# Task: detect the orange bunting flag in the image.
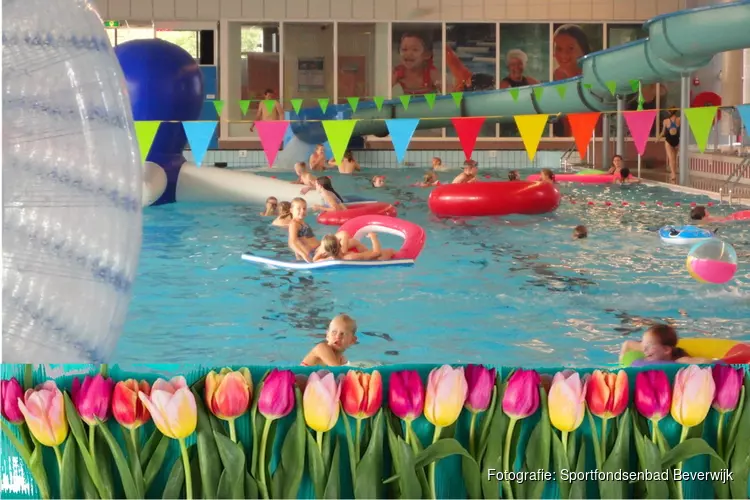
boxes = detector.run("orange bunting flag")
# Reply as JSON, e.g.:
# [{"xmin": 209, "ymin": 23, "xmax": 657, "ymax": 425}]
[
  {"xmin": 514, "ymin": 115, "xmax": 549, "ymax": 161},
  {"xmin": 568, "ymin": 112, "xmax": 601, "ymax": 159},
  {"xmin": 450, "ymin": 117, "xmax": 486, "ymax": 161}
]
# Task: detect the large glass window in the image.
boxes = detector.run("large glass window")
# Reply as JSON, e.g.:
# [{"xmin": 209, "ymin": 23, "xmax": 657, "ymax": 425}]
[
  {"xmin": 113, "ymin": 25, "xmax": 155, "ymax": 45},
  {"xmin": 155, "ymin": 30, "xmax": 200, "ymax": 59}
]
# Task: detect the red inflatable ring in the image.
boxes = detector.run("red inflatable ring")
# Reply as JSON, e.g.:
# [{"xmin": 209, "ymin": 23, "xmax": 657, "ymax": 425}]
[
  {"xmin": 338, "ymin": 215, "xmax": 426, "ymax": 260},
  {"xmin": 691, "ymin": 91, "xmax": 722, "ymax": 122},
  {"xmin": 317, "ymin": 202, "xmax": 397, "ymax": 226},
  {"xmin": 428, "ymin": 181, "xmax": 561, "ymax": 217}
]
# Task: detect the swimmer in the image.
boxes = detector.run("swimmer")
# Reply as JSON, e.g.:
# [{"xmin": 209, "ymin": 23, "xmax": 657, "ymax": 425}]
[
  {"xmin": 613, "ymin": 167, "xmax": 641, "ymax": 184},
  {"xmin": 301, "ymin": 314, "xmax": 358, "ymax": 367},
  {"xmin": 606, "ymin": 154, "xmax": 624, "ymax": 175},
  {"xmin": 539, "ymin": 168, "xmax": 556, "ymax": 184},
  {"xmin": 508, "ymin": 170, "xmax": 520, "ymax": 181},
  {"xmin": 690, "ymin": 206, "xmax": 708, "ymax": 221},
  {"xmin": 313, "ymin": 232, "xmax": 395, "ymax": 262},
  {"xmin": 292, "ymin": 162, "xmax": 309, "ymax": 183},
  {"xmin": 312, "ymin": 177, "xmax": 347, "ymax": 212},
  {"xmin": 619, "ymin": 324, "xmax": 713, "ymax": 365},
  {"xmin": 452, "ymin": 160, "xmax": 479, "ymax": 184},
  {"xmin": 371, "ymin": 175, "xmax": 386, "ymax": 188},
  {"xmin": 415, "ymin": 170, "xmax": 439, "ymax": 187},
  {"xmin": 572, "ymin": 225, "xmax": 588, "ymax": 239},
  {"xmin": 328, "ymin": 150, "xmax": 361, "ymax": 174},
  {"xmin": 272, "ymin": 201, "xmax": 292, "ymax": 227},
  {"xmin": 432, "ymin": 157, "xmax": 446, "ymax": 171},
  {"xmin": 309, "ymin": 144, "xmax": 328, "ymax": 171},
  {"xmin": 287, "ymin": 198, "xmax": 366, "ymax": 263},
  {"xmin": 260, "ymin": 197, "xmax": 278, "ymax": 216}
]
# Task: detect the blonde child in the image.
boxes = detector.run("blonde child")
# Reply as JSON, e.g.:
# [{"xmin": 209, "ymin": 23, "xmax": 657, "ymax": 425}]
[
  {"xmin": 309, "ymin": 144, "xmax": 328, "ymax": 171},
  {"xmin": 452, "ymin": 160, "xmax": 478, "ymax": 184},
  {"xmin": 371, "ymin": 175, "xmax": 386, "ymax": 188},
  {"xmin": 414, "ymin": 170, "xmax": 439, "ymax": 187},
  {"xmin": 260, "ymin": 197, "xmax": 278, "ymax": 216},
  {"xmin": 431, "ymin": 157, "xmax": 446, "ymax": 171},
  {"xmin": 301, "ymin": 314, "xmax": 358, "ymax": 367},
  {"xmin": 272, "ymin": 201, "xmax": 293, "ymax": 227},
  {"xmin": 392, "ymin": 32, "xmax": 441, "ymax": 95},
  {"xmin": 312, "ymin": 232, "xmax": 395, "ymax": 262},
  {"xmin": 287, "ymin": 198, "xmax": 366, "ymax": 262}
]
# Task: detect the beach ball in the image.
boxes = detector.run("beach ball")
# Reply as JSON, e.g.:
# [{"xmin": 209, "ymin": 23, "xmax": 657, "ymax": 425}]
[{"xmin": 686, "ymin": 239, "xmax": 738, "ymax": 284}]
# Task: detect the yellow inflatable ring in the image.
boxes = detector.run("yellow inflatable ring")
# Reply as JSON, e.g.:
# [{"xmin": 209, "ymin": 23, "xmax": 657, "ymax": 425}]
[{"xmin": 622, "ymin": 338, "xmax": 750, "ymax": 367}]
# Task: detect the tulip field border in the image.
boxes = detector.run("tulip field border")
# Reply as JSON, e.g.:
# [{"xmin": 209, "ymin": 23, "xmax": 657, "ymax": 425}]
[{"xmin": 1, "ymin": 363, "xmax": 749, "ymax": 500}]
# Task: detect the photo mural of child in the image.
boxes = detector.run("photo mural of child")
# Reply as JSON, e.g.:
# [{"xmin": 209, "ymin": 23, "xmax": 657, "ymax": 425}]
[{"xmin": 391, "ymin": 31, "xmax": 442, "ymax": 96}]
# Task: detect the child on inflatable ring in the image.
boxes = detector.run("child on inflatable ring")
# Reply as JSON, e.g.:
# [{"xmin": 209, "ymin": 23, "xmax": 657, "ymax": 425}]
[
  {"xmin": 312, "ymin": 233, "xmax": 396, "ymax": 262},
  {"xmin": 619, "ymin": 324, "xmax": 713, "ymax": 366}
]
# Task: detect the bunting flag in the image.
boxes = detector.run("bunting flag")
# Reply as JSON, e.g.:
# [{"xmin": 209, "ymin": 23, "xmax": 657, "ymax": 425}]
[
  {"xmin": 347, "ymin": 97, "xmax": 359, "ymax": 113},
  {"xmin": 583, "ymin": 83, "xmax": 593, "ymax": 90},
  {"xmin": 451, "ymin": 92, "xmax": 463, "ymax": 108},
  {"xmin": 737, "ymin": 104, "xmax": 750, "ymax": 138},
  {"xmin": 263, "ymin": 100, "xmax": 276, "ymax": 114},
  {"xmin": 212, "ymin": 100, "xmax": 224, "ymax": 117},
  {"xmin": 509, "ymin": 88, "xmax": 519, "ymax": 102},
  {"xmin": 568, "ymin": 112, "xmax": 601, "ymax": 160},
  {"xmin": 134, "ymin": 121, "xmax": 161, "ymax": 163},
  {"xmin": 451, "ymin": 117, "xmax": 485, "ymax": 160},
  {"xmin": 400, "ymin": 95, "xmax": 410, "ymax": 110},
  {"xmin": 318, "ymin": 98, "xmax": 329, "ymax": 113},
  {"xmin": 556, "ymin": 84, "xmax": 567, "ymax": 99},
  {"xmin": 254, "ymin": 121, "xmax": 289, "ymax": 167},
  {"xmin": 239, "ymin": 100, "xmax": 251, "ymax": 116},
  {"xmin": 424, "ymin": 93, "xmax": 436, "ymax": 109},
  {"xmin": 514, "ymin": 115, "xmax": 549, "ymax": 161},
  {"xmin": 322, "ymin": 120, "xmax": 358, "ymax": 165},
  {"xmin": 182, "ymin": 121, "xmax": 218, "ymax": 167},
  {"xmin": 373, "ymin": 96, "xmax": 385, "ymax": 111},
  {"xmin": 606, "ymin": 81, "xmax": 616, "ymax": 96},
  {"xmin": 629, "ymin": 80, "xmax": 640, "ymax": 93},
  {"xmin": 533, "ymin": 87, "xmax": 544, "ymax": 101},
  {"xmin": 685, "ymin": 106, "xmax": 718, "ymax": 153},
  {"xmin": 385, "ymin": 118, "xmax": 420, "ymax": 164},
  {"xmin": 290, "ymin": 99, "xmax": 304, "ymax": 114},
  {"xmin": 623, "ymin": 110, "xmax": 657, "ymax": 156}
]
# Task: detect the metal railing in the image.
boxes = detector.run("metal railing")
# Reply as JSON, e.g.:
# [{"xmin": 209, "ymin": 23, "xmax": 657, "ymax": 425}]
[
  {"xmin": 719, "ymin": 155, "xmax": 750, "ymax": 205},
  {"xmin": 559, "ymin": 142, "xmax": 594, "ymax": 171}
]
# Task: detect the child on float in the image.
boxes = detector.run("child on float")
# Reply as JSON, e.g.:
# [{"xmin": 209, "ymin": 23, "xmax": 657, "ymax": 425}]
[
  {"xmin": 260, "ymin": 197, "xmax": 278, "ymax": 216},
  {"xmin": 619, "ymin": 324, "xmax": 713, "ymax": 365},
  {"xmin": 539, "ymin": 168, "xmax": 556, "ymax": 184},
  {"xmin": 371, "ymin": 175, "xmax": 386, "ymax": 188},
  {"xmin": 301, "ymin": 314, "xmax": 358, "ymax": 367},
  {"xmin": 328, "ymin": 150, "xmax": 361, "ymax": 174},
  {"xmin": 452, "ymin": 160, "xmax": 479, "ymax": 184},
  {"xmin": 312, "ymin": 176, "xmax": 347, "ymax": 212},
  {"xmin": 392, "ymin": 32, "xmax": 441, "ymax": 95},
  {"xmin": 309, "ymin": 144, "xmax": 328, "ymax": 171},
  {"xmin": 272, "ymin": 201, "xmax": 293, "ymax": 227},
  {"xmin": 613, "ymin": 167, "xmax": 641, "ymax": 184},
  {"xmin": 287, "ymin": 198, "xmax": 366, "ymax": 262},
  {"xmin": 313, "ymin": 232, "xmax": 395, "ymax": 262}
]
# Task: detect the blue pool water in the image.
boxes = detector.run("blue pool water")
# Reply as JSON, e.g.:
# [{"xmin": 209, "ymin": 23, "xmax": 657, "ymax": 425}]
[{"xmin": 115, "ymin": 169, "xmax": 750, "ymax": 367}]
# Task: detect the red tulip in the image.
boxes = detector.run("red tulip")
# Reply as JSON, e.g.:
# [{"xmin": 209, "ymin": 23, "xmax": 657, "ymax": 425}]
[
  {"xmin": 586, "ymin": 370, "xmax": 629, "ymax": 419},
  {"xmin": 204, "ymin": 368, "xmax": 253, "ymax": 421},
  {"xmin": 388, "ymin": 370, "xmax": 424, "ymax": 422},
  {"xmin": 341, "ymin": 370, "xmax": 382, "ymax": 419},
  {"xmin": 465, "ymin": 365, "xmax": 496, "ymax": 413},
  {"xmin": 711, "ymin": 365, "xmax": 743, "ymax": 413},
  {"xmin": 502, "ymin": 369, "xmax": 541, "ymax": 419},
  {"xmin": 634, "ymin": 370, "xmax": 671, "ymax": 421},
  {"xmin": 1, "ymin": 378, "xmax": 24, "ymax": 424},
  {"xmin": 257, "ymin": 369, "xmax": 296, "ymax": 420},
  {"xmin": 72, "ymin": 374, "xmax": 114, "ymax": 426},
  {"xmin": 112, "ymin": 379, "xmax": 151, "ymax": 430}
]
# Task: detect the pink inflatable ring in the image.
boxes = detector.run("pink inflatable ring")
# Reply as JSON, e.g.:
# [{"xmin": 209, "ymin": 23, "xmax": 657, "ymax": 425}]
[
  {"xmin": 338, "ymin": 215, "xmax": 426, "ymax": 260},
  {"xmin": 317, "ymin": 202, "xmax": 397, "ymax": 226}
]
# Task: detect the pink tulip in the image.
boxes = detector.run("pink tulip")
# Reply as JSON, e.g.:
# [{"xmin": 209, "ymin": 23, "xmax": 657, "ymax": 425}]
[
  {"xmin": 257, "ymin": 369, "xmax": 296, "ymax": 420},
  {"xmin": 712, "ymin": 365, "xmax": 744, "ymax": 413},
  {"xmin": 72, "ymin": 374, "xmax": 114, "ymax": 426},
  {"xmin": 1, "ymin": 378, "xmax": 25, "ymax": 424},
  {"xmin": 464, "ymin": 365, "xmax": 496, "ymax": 413},
  {"xmin": 634, "ymin": 370, "xmax": 672, "ymax": 421},
  {"xmin": 502, "ymin": 369, "xmax": 541, "ymax": 419},
  {"xmin": 424, "ymin": 365, "xmax": 468, "ymax": 428},
  {"xmin": 17, "ymin": 381, "xmax": 69, "ymax": 447},
  {"xmin": 388, "ymin": 370, "xmax": 425, "ymax": 422},
  {"xmin": 671, "ymin": 365, "xmax": 715, "ymax": 428},
  {"xmin": 138, "ymin": 377, "xmax": 197, "ymax": 440}
]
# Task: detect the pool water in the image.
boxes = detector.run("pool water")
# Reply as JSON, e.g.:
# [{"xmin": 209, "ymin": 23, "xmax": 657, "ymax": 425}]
[{"xmin": 115, "ymin": 168, "xmax": 750, "ymax": 367}]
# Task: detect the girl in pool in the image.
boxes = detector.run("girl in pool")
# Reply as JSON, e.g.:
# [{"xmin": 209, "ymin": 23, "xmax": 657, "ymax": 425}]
[
  {"xmin": 619, "ymin": 324, "xmax": 713, "ymax": 365},
  {"xmin": 452, "ymin": 160, "xmax": 478, "ymax": 184},
  {"xmin": 301, "ymin": 314, "xmax": 358, "ymax": 367},
  {"xmin": 612, "ymin": 167, "xmax": 641, "ymax": 184},
  {"xmin": 309, "ymin": 144, "xmax": 328, "ymax": 171},
  {"xmin": 260, "ymin": 196, "xmax": 278, "ymax": 216},
  {"xmin": 313, "ymin": 232, "xmax": 395, "ymax": 262},
  {"xmin": 607, "ymin": 154, "xmax": 624, "ymax": 175},
  {"xmin": 539, "ymin": 168, "xmax": 556, "ymax": 184},
  {"xmin": 272, "ymin": 201, "xmax": 293, "ymax": 227},
  {"xmin": 312, "ymin": 176, "xmax": 347, "ymax": 212},
  {"xmin": 414, "ymin": 170, "xmax": 440, "ymax": 187},
  {"xmin": 287, "ymin": 198, "xmax": 366, "ymax": 262},
  {"xmin": 328, "ymin": 150, "xmax": 361, "ymax": 174},
  {"xmin": 371, "ymin": 175, "xmax": 386, "ymax": 188},
  {"xmin": 431, "ymin": 156, "xmax": 447, "ymax": 171},
  {"xmin": 392, "ymin": 32, "xmax": 441, "ymax": 95}
]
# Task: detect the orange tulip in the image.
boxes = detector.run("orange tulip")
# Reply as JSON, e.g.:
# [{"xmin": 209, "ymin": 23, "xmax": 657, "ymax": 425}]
[
  {"xmin": 204, "ymin": 368, "xmax": 253, "ymax": 421},
  {"xmin": 586, "ymin": 370, "xmax": 629, "ymax": 419},
  {"xmin": 341, "ymin": 370, "xmax": 382, "ymax": 419},
  {"xmin": 112, "ymin": 379, "xmax": 151, "ymax": 430}
]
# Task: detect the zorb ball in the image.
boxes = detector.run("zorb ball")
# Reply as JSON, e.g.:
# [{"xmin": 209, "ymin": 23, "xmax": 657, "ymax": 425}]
[{"xmin": 686, "ymin": 239, "xmax": 738, "ymax": 284}]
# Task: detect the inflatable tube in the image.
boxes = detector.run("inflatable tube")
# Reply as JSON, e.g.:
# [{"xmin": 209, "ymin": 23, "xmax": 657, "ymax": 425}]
[
  {"xmin": 527, "ymin": 173, "xmax": 615, "ymax": 184},
  {"xmin": 576, "ymin": 169, "xmax": 606, "ymax": 175},
  {"xmin": 241, "ymin": 254, "xmax": 415, "ymax": 270},
  {"xmin": 659, "ymin": 225, "xmax": 714, "ymax": 245},
  {"xmin": 428, "ymin": 181, "xmax": 561, "ymax": 217},
  {"xmin": 707, "ymin": 210, "xmax": 750, "ymax": 223},
  {"xmin": 317, "ymin": 202, "xmax": 397, "ymax": 226},
  {"xmin": 338, "ymin": 215, "xmax": 426, "ymax": 260},
  {"xmin": 622, "ymin": 338, "xmax": 750, "ymax": 366}
]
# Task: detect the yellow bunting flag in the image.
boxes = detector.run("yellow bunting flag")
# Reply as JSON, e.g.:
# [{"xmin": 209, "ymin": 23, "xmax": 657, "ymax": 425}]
[
  {"xmin": 212, "ymin": 100, "xmax": 224, "ymax": 117},
  {"xmin": 133, "ymin": 121, "xmax": 161, "ymax": 163},
  {"xmin": 684, "ymin": 106, "xmax": 719, "ymax": 153},
  {"xmin": 399, "ymin": 95, "xmax": 410, "ymax": 110},
  {"xmin": 322, "ymin": 120, "xmax": 358, "ymax": 165},
  {"xmin": 514, "ymin": 114, "xmax": 549, "ymax": 161},
  {"xmin": 239, "ymin": 100, "xmax": 250, "ymax": 116},
  {"xmin": 318, "ymin": 98, "xmax": 329, "ymax": 113},
  {"xmin": 291, "ymin": 99, "xmax": 304, "ymax": 114},
  {"xmin": 347, "ymin": 97, "xmax": 359, "ymax": 113}
]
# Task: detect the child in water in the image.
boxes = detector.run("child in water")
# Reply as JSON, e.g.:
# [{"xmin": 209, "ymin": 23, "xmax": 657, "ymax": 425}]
[
  {"xmin": 328, "ymin": 151, "xmax": 361, "ymax": 174},
  {"xmin": 619, "ymin": 324, "xmax": 713, "ymax": 365},
  {"xmin": 309, "ymin": 144, "xmax": 328, "ymax": 171},
  {"xmin": 539, "ymin": 168, "xmax": 556, "ymax": 184},
  {"xmin": 414, "ymin": 170, "xmax": 440, "ymax": 187},
  {"xmin": 260, "ymin": 197, "xmax": 278, "ymax": 216},
  {"xmin": 313, "ymin": 232, "xmax": 395, "ymax": 262},
  {"xmin": 272, "ymin": 201, "xmax": 293, "ymax": 227},
  {"xmin": 371, "ymin": 175, "xmax": 386, "ymax": 188},
  {"xmin": 392, "ymin": 32, "xmax": 441, "ymax": 95},
  {"xmin": 508, "ymin": 170, "xmax": 520, "ymax": 181},
  {"xmin": 690, "ymin": 206, "xmax": 708, "ymax": 221},
  {"xmin": 572, "ymin": 225, "xmax": 588, "ymax": 239},
  {"xmin": 312, "ymin": 177, "xmax": 347, "ymax": 212},
  {"xmin": 287, "ymin": 198, "xmax": 366, "ymax": 262},
  {"xmin": 612, "ymin": 167, "xmax": 641, "ymax": 184},
  {"xmin": 431, "ymin": 157, "xmax": 446, "ymax": 171},
  {"xmin": 301, "ymin": 314, "xmax": 358, "ymax": 367},
  {"xmin": 452, "ymin": 160, "xmax": 479, "ymax": 184}
]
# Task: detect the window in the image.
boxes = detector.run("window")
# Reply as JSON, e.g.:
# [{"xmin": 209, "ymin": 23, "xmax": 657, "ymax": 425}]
[{"xmin": 156, "ymin": 30, "xmax": 199, "ymax": 59}]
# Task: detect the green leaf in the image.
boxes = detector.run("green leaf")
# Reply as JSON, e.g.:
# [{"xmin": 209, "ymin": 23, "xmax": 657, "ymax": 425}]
[
  {"xmin": 600, "ymin": 409, "xmax": 631, "ymax": 499},
  {"xmin": 324, "ymin": 437, "xmax": 342, "ymax": 499},
  {"xmin": 631, "ymin": 413, "xmax": 669, "ymax": 499},
  {"xmin": 270, "ymin": 387, "xmax": 306, "ymax": 499},
  {"xmin": 710, "ymin": 454, "xmax": 730, "ymax": 498},
  {"xmin": 143, "ymin": 433, "xmax": 170, "ymax": 492},
  {"xmin": 414, "ymin": 438, "xmax": 474, "ymax": 468},
  {"xmin": 122, "ymin": 427, "xmax": 144, "ymax": 498},
  {"xmin": 190, "ymin": 448, "xmax": 203, "ymax": 499},
  {"xmin": 586, "ymin": 410, "xmax": 603, "ymax": 470},
  {"xmin": 140, "ymin": 428, "xmax": 163, "ymax": 466},
  {"xmin": 480, "ymin": 378, "xmax": 508, "ymax": 499},
  {"xmin": 730, "ymin": 375, "xmax": 750, "ymax": 499},
  {"xmin": 322, "ymin": 426, "xmax": 333, "ymax": 473},
  {"xmin": 725, "ymin": 385, "xmax": 745, "ymax": 462},
  {"xmin": 63, "ymin": 393, "xmax": 105, "ymax": 498},
  {"xmin": 386, "ymin": 426, "xmax": 423, "ymax": 499},
  {"xmin": 93, "ymin": 426, "xmax": 116, "ymax": 499},
  {"xmin": 477, "ymin": 386, "xmax": 497, "ymax": 461},
  {"xmin": 245, "ymin": 470, "xmax": 259, "ymax": 499},
  {"xmin": 460, "ymin": 454, "xmax": 482, "ymax": 499},
  {"xmin": 29, "ymin": 442, "xmax": 52, "ymax": 500},
  {"xmin": 23, "ymin": 364, "xmax": 34, "ymax": 391},
  {"xmin": 162, "ymin": 447, "xmax": 188, "ymax": 499},
  {"xmin": 191, "ymin": 387, "xmax": 222, "ymax": 499},
  {"xmin": 96, "ymin": 420, "xmax": 139, "ymax": 499},
  {"xmin": 566, "ymin": 432, "xmax": 576, "ymax": 467},
  {"xmin": 214, "ymin": 431, "xmax": 246, "ymax": 499},
  {"xmin": 250, "ymin": 386, "xmax": 261, "ymax": 478},
  {"xmin": 568, "ymin": 440, "xmax": 587, "ymax": 499},
  {"xmin": 0, "ymin": 421, "xmax": 31, "ymax": 464},
  {"xmin": 551, "ymin": 431, "xmax": 571, "ymax": 500},
  {"xmin": 354, "ymin": 410, "xmax": 384, "ymax": 498},
  {"xmin": 406, "ymin": 425, "xmax": 430, "ymax": 495},
  {"xmin": 661, "ymin": 438, "xmax": 724, "ymax": 469},
  {"xmin": 306, "ymin": 431, "xmax": 326, "ymax": 499},
  {"xmin": 78, "ymin": 451, "xmax": 98, "ymax": 499},
  {"xmin": 60, "ymin": 438, "xmax": 78, "ymax": 499},
  {"xmin": 522, "ymin": 387, "xmax": 551, "ymax": 499},
  {"xmin": 216, "ymin": 470, "xmax": 232, "ymax": 500}
]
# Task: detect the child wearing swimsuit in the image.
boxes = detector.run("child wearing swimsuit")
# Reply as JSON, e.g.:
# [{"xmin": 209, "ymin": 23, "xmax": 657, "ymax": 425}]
[{"xmin": 301, "ymin": 314, "xmax": 357, "ymax": 367}]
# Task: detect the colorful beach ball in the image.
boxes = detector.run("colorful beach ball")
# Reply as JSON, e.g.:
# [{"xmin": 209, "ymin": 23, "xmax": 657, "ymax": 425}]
[{"xmin": 686, "ymin": 239, "xmax": 738, "ymax": 284}]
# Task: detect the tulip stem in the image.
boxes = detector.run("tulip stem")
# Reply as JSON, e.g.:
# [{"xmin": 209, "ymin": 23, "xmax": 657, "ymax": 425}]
[
  {"xmin": 600, "ymin": 418, "xmax": 608, "ymax": 464},
  {"xmin": 404, "ymin": 420, "xmax": 412, "ymax": 446},
  {"xmin": 99, "ymin": 364, "xmax": 109, "ymax": 378},
  {"xmin": 316, "ymin": 431, "xmax": 324, "ymax": 454},
  {"xmin": 128, "ymin": 427, "xmax": 141, "ymax": 480},
  {"xmin": 53, "ymin": 445, "xmax": 63, "ymax": 497},
  {"xmin": 88, "ymin": 425, "xmax": 96, "ymax": 457},
  {"xmin": 716, "ymin": 412, "xmax": 725, "ymax": 460},
  {"xmin": 468, "ymin": 412, "xmax": 477, "ymax": 458},
  {"xmin": 429, "ymin": 426, "xmax": 442, "ymax": 500},
  {"xmin": 257, "ymin": 419, "xmax": 272, "ymax": 500},
  {"xmin": 676, "ymin": 426, "xmax": 689, "ymax": 500},
  {"xmin": 179, "ymin": 438, "xmax": 193, "ymax": 500},
  {"xmin": 561, "ymin": 431, "xmax": 569, "ymax": 457},
  {"xmin": 228, "ymin": 420, "xmax": 238, "ymax": 443},
  {"xmin": 502, "ymin": 418, "xmax": 517, "ymax": 500},
  {"xmin": 355, "ymin": 419, "xmax": 362, "ymax": 462}
]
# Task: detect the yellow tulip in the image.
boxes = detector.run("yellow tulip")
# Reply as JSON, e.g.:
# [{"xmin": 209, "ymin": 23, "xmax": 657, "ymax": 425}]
[
  {"xmin": 17, "ymin": 381, "xmax": 69, "ymax": 447},
  {"xmin": 424, "ymin": 365, "xmax": 468, "ymax": 428},
  {"xmin": 548, "ymin": 370, "xmax": 586, "ymax": 432},
  {"xmin": 671, "ymin": 365, "xmax": 715, "ymax": 428},
  {"xmin": 138, "ymin": 376, "xmax": 197, "ymax": 439},
  {"xmin": 303, "ymin": 371, "xmax": 341, "ymax": 433}
]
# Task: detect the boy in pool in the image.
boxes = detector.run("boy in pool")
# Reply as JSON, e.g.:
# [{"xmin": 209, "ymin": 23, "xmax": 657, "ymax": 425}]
[
  {"xmin": 573, "ymin": 225, "xmax": 588, "ymax": 239},
  {"xmin": 452, "ymin": 160, "xmax": 478, "ymax": 184},
  {"xmin": 619, "ymin": 324, "xmax": 713, "ymax": 365},
  {"xmin": 690, "ymin": 206, "xmax": 708, "ymax": 221},
  {"xmin": 414, "ymin": 170, "xmax": 439, "ymax": 187},
  {"xmin": 371, "ymin": 175, "xmax": 386, "ymax": 188},
  {"xmin": 313, "ymin": 233, "xmax": 395, "ymax": 262},
  {"xmin": 301, "ymin": 314, "xmax": 358, "ymax": 367}
]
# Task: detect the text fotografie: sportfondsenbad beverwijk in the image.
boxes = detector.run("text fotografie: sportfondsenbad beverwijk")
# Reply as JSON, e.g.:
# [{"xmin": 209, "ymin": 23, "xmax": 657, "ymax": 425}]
[{"xmin": 486, "ymin": 469, "xmax": 735, "ymax": 484}]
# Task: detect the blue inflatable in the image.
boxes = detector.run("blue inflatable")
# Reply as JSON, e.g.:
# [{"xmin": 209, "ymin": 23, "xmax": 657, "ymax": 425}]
[
  {"xmin": 115, "ymin": 39, "xmax": 204, "ymax": 205},
  {"xmin": 659, "ymin": 225, "xmax": 715, "ymax": 245}
]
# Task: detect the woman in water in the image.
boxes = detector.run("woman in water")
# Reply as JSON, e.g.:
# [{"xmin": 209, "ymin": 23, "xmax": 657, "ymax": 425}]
[
  {"xmin": 312, "ymin": 176, "xmax": 347, "ymax": 212},
  {"xmin": 313, "ymin": 232, "xmax": 395, "ymax": 262},
  {"xmin": 287, "ymin": 198, "xmax": 366, "ymax": 263},
  {"xmin": 272, "ymin": 201, "xmax": 293, "ymax": 227},
  {"xmin": 260, "ymin": 197, "xmax": 278, "ymax": 216},
  {"xmin": 658, "ymin": 109, "xmax": 681, "ymax": 183},
  {"xmin": 619, "ymin": 324, "xmax": 712, "ymax": 365},
  {"xmin": 328, "ymin": 150, "xmax": 361, "ymax": 174}
]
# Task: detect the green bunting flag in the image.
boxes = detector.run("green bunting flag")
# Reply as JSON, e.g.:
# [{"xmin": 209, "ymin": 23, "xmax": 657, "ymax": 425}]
[
  {"xmin": 290, "ymin": 99, "xmax": 304, "ymax": 114},
  {"xmin": 556, "ymin": 84, "xmax": 567, "ymax": 99},
  {"xmin": 533, "ymin": 87, "xmax": 544, "ymax": 101},
  {"xmin": 629, "ymin": 80, "xmax": 640, "ymax": 93},
  {"xmin": 424, "ymin": 93, "xmax": 436, "ymax": 109},
  {"xmin": 322, "ymin": 120, "xmax": 358, "ymax": 165},
  {"xmin": 373, "ymin": 96, "xmax": 385, "ymax": 111},
  {"xmin": 685, "ymin": 106, "xmax": 719, "ymax": 153},
  {"xmin": 606, "ymin": 81, "xmax": 617, "ymax": 96},
  {"xmin": 318, "ymin": 98, "xmax": 329, "ymax": 113},
  {"xmin": 451, "ymin": 92, "xmax": 463, "ymax": 108},
  {"xmin": 509, "ymin": 88, "xmax": 519, "ymax": 102},
  {"xmin": 263, "ymin": 100, "xmax": 276, "ymax": 114},
  {"xmin": 399, "ymin": 95, "xmax": 410, "ymax": 110},
  {"xmin": 637, "ymin": 81, "xmax": 645, "ymax": 112},
  {"xmin": 212, "ymin": 100, "xmax": 224, "ymax": 117},
  {"xmin": 583, "ymin": 83, "xmax": 593, "ymax": 90},
  {"xmin": 239, "ymin": 100, "xmax": 250, "ymax": 116},
  {"xmin": 347, "ymin": 97, "xmax": 359, "ymax": 113},
  {"xmin": 134, "ymin": 121, "xmax": 161, "ymax": 163}
]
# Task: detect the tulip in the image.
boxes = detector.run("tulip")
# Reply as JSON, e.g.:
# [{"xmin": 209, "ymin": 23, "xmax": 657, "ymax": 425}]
[
  {"xmin": 72, "ymin": 374, "xmax": 114, "ymax": 426},
  {"xmin": 204, "ymin": 368, "xmax": 253, "ymax": 442},
  {"xmin": 712, "ymin": 364, "xmax": 743, "ymax": 414},
  {"xmin": 17, "ymin": 381, "xmax": 69, "ymax": 447},
  {"xmin": 634, "ymin": 370, "xmax": 672, "ymax": 421},
  {"xmin": 341, "ymin": 370, "xmax": 382, "ymax": 419},
  {"xmin": 671, "ymin": 365, "xmax": 715, "ymax": 429},
  {"xmin": 586, "ymin": 370, "xmax": 629, "ymax": 465},
  {"xmin": 388, "ymin": 370, "xmax": 424, "ymax": 422},
  {"xmin": 1, "ymin": 378, "xmax": 25, "ymax": 424},
  {"xmin": 112, "ymin": 379, "xmax": 151, "ymax": 430},
  {"xmin": 502, "ymin": 369, "xmax": 541, "ymax": 419},
  {"xmin": 257, "ymin": 369, "xmax": 296, "ymax": 421},
  {"xmin": 465, "ymin": 365, "xmax": 496, "ymax": 413},
  {"xmin": 548, "ymin": 370, "xmax": 586, "ymax": 440},
  {"xmin": 303, "ymin": 371, "xmax": 342, "ymax": 434}
]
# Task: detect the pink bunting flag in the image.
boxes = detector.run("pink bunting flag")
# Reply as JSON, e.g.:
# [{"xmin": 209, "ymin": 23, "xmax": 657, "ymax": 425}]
[
  {"xmin": 255, "ymin": 121, "xmax": 289, "ymax": 167},
  {"xmin": 623, "ymin": 110, "xmax": 657, "ymax": 156}
]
